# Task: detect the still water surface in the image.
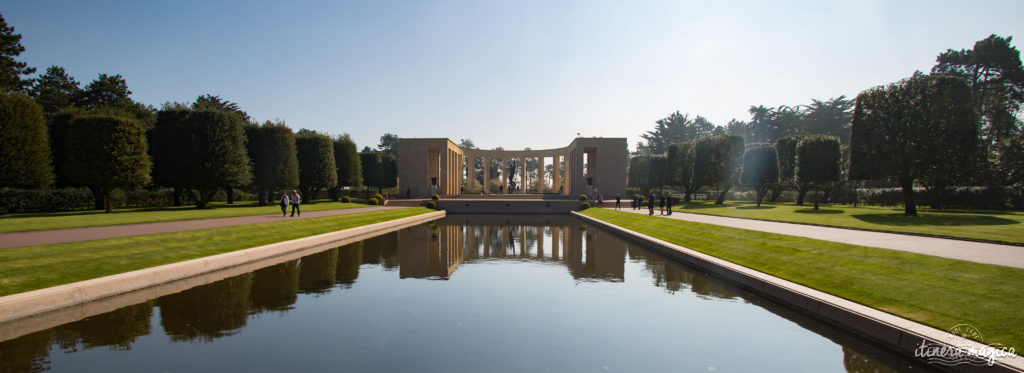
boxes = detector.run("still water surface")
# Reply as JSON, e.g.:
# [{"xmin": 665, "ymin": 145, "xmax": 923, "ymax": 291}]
[{"xmin": 1, "ymin": 215, "xmax": 936, "ymax": 372}]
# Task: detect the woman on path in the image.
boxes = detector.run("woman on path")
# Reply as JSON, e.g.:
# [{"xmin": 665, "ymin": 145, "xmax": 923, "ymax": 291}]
[
  {"xmin": 279, "ymin": 191, "xmax": 289, "ymax": 217},
  {"xmin": 290, "ymin": 190, "xmax": 301, "ymax": 217}
]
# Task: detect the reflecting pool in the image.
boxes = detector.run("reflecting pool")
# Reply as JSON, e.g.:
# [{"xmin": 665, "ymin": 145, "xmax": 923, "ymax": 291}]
[{"xmin": 0, "ymin": 215, "xmax": 937, "ymax": 372}]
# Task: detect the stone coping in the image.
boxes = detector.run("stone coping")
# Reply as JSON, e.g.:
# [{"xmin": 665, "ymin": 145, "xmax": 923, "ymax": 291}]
[
  {"xmin": 0, "ymin": 210, "xmax": 446, "ymax": 330},
  {"xmin": 571, "ymin": 211, "xmax": 1023, "ymax": 373}
]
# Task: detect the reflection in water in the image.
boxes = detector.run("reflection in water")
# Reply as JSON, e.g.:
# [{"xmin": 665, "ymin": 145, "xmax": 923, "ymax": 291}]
[
  {"xmin": 54, "ymin": 301, "xmax": 153, "ymax": 351},
  {"xmin": 298, "ymin": 248, "xmax": 338, "ymax": 294},
  {"xmin": 158, "ymin": 273, "xmax": 253, "ymax": 343},
  {"xmin": 0, "ymin": 329, "xmax": 51, "ymax": 372},
  {"xmin": 249, "ymin": 260, "xmax": 300, "ymax": 313},
  {"xmin": 0, "ymin": 215, "xmax": 939, "ymax": 372},
  {"xmin": 336, "ymin": 241, "xmax": 363, "ymax": 288},
  {"xmin": 629, "ymin": 248, "xmax": 741, "ymax": 299},
  {"xmin": 396, "ymin": 216, "xmax": 626, "ymax": 282}
]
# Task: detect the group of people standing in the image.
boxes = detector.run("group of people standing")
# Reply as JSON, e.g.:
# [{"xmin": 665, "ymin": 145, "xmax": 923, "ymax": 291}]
[
  {"xmin": 631, "ymin": 191, "xmax": 674, "ymax": 216},
  {"xmin": 280, "ymin": 190, "xmax": 301, "ymax": 217}
]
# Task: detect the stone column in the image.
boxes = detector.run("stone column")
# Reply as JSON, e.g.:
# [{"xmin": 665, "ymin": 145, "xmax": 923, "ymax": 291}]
[
  {"xmin": 563, "ymin": 152, "xmax": 572, "ymax": 196},
  {"xmin": 483, "ymin": 225, "xmax": 490, "ymax": 257},
  {"xmin": 520, "ymin": 225, "xmax": 526, "ymax": 255},
  {"xmin": 551, "ymin": 226, "xmax": 560, "ymax": 259},
  {"xmin": 500, "ymin": 225, "xmax": 507, "ymax": 255},
  {"xmin": 466, "ymin": 225, "xmax": 477, "ymax": 259},
  {"xmin": 552, "ymin": 156, "xmax": 561, "ymax": 195},
  {"xmin": 519, "ymin": 157, "xmax": 526, "ymax": 194},
  {"xmin": 483, "ymin": 157, "xmax": 490, "ymax": 194},
  {"xmin": 501, "ymin": 158, "xmax": 508, "ymax": 194},
  {"xmin": 466, "ymin": 155, "xmax": 474, "ymax": 193},
  {"xmin": 536, "ymin": 226, "xmax": 544, "ymax": 258},
  {"xmin": 537, "ymin": 156, "xmax": 545, "ymax": 193}
]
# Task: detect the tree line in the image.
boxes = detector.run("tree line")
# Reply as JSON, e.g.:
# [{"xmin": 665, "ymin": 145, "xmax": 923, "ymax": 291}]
[
  {"xmin": 633, "ymin": 34, "xmax": 1023, "ymax": 215},
  {"xmin": 0, "ymin": 13, "xmax": 398, "ymax": 212}
]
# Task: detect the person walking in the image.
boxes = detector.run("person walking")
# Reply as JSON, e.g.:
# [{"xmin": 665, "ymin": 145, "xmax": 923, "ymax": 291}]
[
  {"xmin": 666, "ymin": 195, "xmax": 674, "ymax": 215},
  {"xmin": 647, "ymin": 191, "xmax": 655, "ymax": 216},
  {"xmin": 658, "ymin": 194, "xmax": 665, "ymax": 215},
  {"xmin": 279, "ymin": 191, "xmax": 289, "ymax": 217},
  {"xmin": 289, "ymin": 190, "xmax": 301, "ymax": 217},
  {"xmin": 615, "ymin": 193, "xmax": 621, "ymax": 210}
]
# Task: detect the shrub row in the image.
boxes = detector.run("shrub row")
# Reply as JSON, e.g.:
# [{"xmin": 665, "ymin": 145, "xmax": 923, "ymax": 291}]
[{"xmin": 0, "ymin": 187, "xmax": 256, "ymax": 213}]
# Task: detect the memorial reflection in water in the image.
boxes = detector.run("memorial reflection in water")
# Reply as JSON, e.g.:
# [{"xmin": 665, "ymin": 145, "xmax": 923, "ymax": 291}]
[{"xmin": 0, "ymin": 216, "xmax": 936, "ymax": 372}]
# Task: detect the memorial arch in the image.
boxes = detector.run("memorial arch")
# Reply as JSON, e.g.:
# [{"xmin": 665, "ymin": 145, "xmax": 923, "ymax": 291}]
[{"xmin": 397, "ymin": 137, "xmax": 627, "ymax": 199}]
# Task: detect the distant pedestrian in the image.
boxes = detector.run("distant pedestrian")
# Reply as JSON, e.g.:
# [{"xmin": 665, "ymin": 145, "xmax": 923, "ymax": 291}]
[
  {"xmin": 615, "ymin": 194, "xmax": 621, "ymax": 210},
  {"xmin": 647, "ymin": 192, "xmax": 654, "ymax": 216},
  {"xmin": 406, "ymin": 188, "xmax": 411, "ymax": 199},
  {"xmin": 289, "ymin": 190, "xmax": 301, "ymax": 217},
  {"xmin": 279, "ymin": 191, "xmax": 289, "ymax": 217},
  {"xmin": 666, "ymin": 195, "xmax": 674, "ymax": 215},
  {"xmin": 658, "ymin": 194, "xmax": 665, "ymax": 215},
  {"xmin": 460, "ymin": 184, "xmax": 464, "ymax": 194}
]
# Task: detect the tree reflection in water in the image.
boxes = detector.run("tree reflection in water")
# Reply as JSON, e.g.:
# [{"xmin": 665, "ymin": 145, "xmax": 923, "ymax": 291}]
[{"xmin": 0, "ymin": 215, "xmax": 940, "ymax": 372}]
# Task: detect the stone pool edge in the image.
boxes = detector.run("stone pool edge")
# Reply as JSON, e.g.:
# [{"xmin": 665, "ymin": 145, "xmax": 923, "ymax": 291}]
[
  {"xmin": 571, "ymin": 211, "xmax": 1023, "ymax": 373},
  {"xmin": 0, "ymin": 210, "xmax": 446, "ymax": 325}
]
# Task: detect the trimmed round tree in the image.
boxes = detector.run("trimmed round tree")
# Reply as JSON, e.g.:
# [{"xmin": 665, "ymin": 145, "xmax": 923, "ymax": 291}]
[
  {"xmin": 332, "ymin": 134, "xmax": 361, "ymax": 200},
  {"xmin": 647, "ymin": 154, "xmax": 668, "ymax": 192},
  {"xmin": 295, "ymin": 129, "xmax": 337, "ymax": 201},
  {"xmin": 46, "ymin": 109, "xmax": 82, "ymax": 189},
  {"xmin": 627, "ymin": 155, "xmax": 650, "ymax": 192},
  {"xmin": 775, "ymin": 135, "xmax": 811, "ymax": 204},
  {"xmin": 667, "ymin": 142, "xmax": 697, "ymax": 201},
  {"xmin": 796, "ymin": 135, "xmax": 841, "ymax": 210},
  {"xmin": 246, "ymin": 121, "xmax": 299, "ymax": 205},
  {"xmin": 151, "ymin": 108, "xmax": 191, "ymax": 206},
  {"xmin": 66, "ymin": 112, "xmax": 151, "ymax": 213},
  {"xmin": 152, "ymin": 108, "xmax": 251, "ymax": 208},
  {"xmin": 850, "ymin": 74, "xmax": 977, "ymax": 216},
  {"xmin": 741, "ymin": 145, "xmax": 779, "ymax": 207},
  {"xmin": 694, "ymin": 135, "xmax": 745, "ymax": 204},
  {"xmin": 359, "ymin": 151, "xmax": 382, "ymax": 198},
  {"xmin": 381, "ymin": 153, "xmax": 398, "ymax": 192},
  {"xmin": 0, "ymin": 93, "xmax": 53, "ymax": 188}
]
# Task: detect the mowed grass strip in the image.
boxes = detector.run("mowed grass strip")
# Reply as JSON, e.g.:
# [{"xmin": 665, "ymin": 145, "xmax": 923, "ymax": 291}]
[
  {"xmin": 0, "ymin": 207, "xmax": 433, "ymax": 296},
  {"xmin": 0, "ymin": 200, "xmax": 370, "ymax": 233},
  {"xmin": 582, "ymin": 208, "xmax": 1024, "ymax": 349},
  {"xmin": 672, "ymin": 201, "xmax": 1024, "ymax": 245}
]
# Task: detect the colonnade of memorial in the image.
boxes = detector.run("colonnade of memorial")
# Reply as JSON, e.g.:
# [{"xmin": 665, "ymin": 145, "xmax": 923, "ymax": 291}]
[
  {"xmin": 460, "ymin": 148, "xmax": 589, "ymax": 195},
  {"xmin": 398, "ymin": 138, "xmax": 627, "ymax": 198}
]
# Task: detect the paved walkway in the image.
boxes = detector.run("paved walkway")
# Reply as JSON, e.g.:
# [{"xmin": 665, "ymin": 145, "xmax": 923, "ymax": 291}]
[
  {"xmin": 609, "ymin": 207, "xmax": 1024, "ymax": 269},
  {"xmin": 0, "ymin": 206, "xmax": 401, "ymax": 249}
]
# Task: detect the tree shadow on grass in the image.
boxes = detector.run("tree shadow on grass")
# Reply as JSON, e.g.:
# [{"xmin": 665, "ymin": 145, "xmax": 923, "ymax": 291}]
[
  {"xmin": 851, "ymin": 213, "xmax": 1019, "ymax": 227},
  {"xmin": 0, "ymin": 203, "xmax": 265, "ymax": 219},
  {"xmin": 794, "ymin": 208, "xmax": 844, "ymax": 214},
  {"xmin": 679, "ymin": 202, "xmax": 740, "ymax": 210},
  {"xmin": 736, "ymin": 205, "xmax": 777, "ymax": 210}
]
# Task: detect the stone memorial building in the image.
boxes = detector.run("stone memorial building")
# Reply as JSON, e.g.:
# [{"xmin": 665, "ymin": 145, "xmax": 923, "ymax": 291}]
[{"xmin": 397, "ymin": 137, "xmax": 627, "ymax": 199}]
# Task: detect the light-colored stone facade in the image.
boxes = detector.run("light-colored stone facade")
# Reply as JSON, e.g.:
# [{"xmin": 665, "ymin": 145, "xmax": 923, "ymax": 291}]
[{"xmin": 398, "ymin": 137, "xmax": 627, "ymax": 199}]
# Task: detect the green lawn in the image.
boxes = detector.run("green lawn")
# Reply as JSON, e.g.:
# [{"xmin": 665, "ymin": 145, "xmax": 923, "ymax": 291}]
[
  {"xmin": 0, "ymin": 200, "xmax": 372, "ymax": 233},
  {"xmin": 670, "ymin": 200, "xmax": 1024, "ymax": 245},
  {"xmin": 581, "ymin": 208, "xmax": 1024, "ymax": 349},
  {"xmin": 0, "ymin": 207, "xmax": 433, "ymax": 296}
]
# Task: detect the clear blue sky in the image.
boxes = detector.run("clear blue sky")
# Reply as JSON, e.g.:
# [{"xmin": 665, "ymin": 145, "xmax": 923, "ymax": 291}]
[{"xmin": 5, "ymin": 1, "xmax": 1023, "ymax": 151}]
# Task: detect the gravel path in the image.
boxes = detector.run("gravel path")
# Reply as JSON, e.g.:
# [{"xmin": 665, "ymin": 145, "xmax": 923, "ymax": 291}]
[
  {"xmin": 0, "ymin": 206, "xmax": 401, "ymax": 249},
  {"xmin": 609, "ymin": 207, "xmax": 1024, "ymax": 269}
]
